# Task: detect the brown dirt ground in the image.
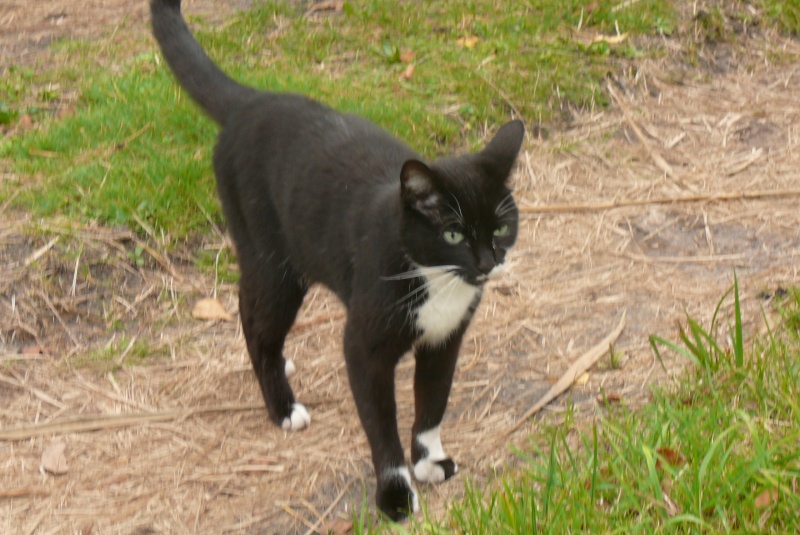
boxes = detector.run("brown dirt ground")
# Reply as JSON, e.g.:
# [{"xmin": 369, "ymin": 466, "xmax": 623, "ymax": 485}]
[{"xmin": 2, "ymin": 1, "xmax": 800, "ymax": 533}]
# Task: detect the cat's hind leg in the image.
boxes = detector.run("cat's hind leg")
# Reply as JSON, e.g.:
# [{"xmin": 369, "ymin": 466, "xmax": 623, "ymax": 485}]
[
  {"xmin": 239, "ymin": 255, "xmax": 309, "ymax": 431},
  {"xmin": 411, "ymin": 335, "xmax": 463, "ymax": 484}
]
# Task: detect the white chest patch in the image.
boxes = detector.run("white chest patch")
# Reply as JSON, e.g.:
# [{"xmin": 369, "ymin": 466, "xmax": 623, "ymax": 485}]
[{"xmin": 415, "ymin": 268, "xmax": 479, "ymax": 346}]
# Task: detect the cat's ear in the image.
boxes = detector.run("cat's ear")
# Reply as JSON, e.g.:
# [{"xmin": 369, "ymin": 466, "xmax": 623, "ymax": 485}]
[
  {"xmin": 479, "ymin": 119, "xmax": 525, "ymax": 181},
  {"xmin": 400, "ymin": 159, "xmax": 441, "ymax": 213}
]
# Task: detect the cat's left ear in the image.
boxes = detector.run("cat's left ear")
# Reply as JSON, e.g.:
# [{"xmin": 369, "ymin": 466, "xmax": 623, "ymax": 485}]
[
  {"xmin": 400, "ymin": 159, "xmax": 442, "ymax": 214},
  {"xmin": 479, "ymin": 119, "xmax": 525, "ymax": 181}
]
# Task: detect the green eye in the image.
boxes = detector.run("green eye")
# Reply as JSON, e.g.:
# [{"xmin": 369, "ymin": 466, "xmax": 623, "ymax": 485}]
[
  {"xmin": 443, "ymin": 230, "xmax": 464, "ymax": 244},
  {"xmin": 493, "ymin": 225, "xmax": 509, "ymax": 237}
]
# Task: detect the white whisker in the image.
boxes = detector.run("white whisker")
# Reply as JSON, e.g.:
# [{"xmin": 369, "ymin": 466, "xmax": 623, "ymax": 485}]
[
  {"xmin": 495, "ymin": 193, "xmax": 516, "ymax": 217},
  {"xmin": 449, "ymin": 195, "xmax": 465, "ymax": 223},
  {"xmin": 396, "ymin": 281, "xmax": 430, "ymax": 306},
  {"xmin": 382, "ymin": 265, "xmax": 459, "ymax": 281}
]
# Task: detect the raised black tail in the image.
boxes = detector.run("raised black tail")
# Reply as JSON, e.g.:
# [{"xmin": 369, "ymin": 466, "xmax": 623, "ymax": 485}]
[{"xmin": 150, "ymin": 0, "xmax": 258, "ymax": 125}]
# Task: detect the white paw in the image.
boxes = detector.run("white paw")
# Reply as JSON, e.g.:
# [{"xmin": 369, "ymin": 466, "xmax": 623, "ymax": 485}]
[
  {"xmin": 413, "ymin": 426, "xmax": 457, "ymax": 483},
  {"xmin": 281, "ymin": 403, "xmax": 310, "ymax": 431},
  {"xmin": 414, "ymin": 458, "xmax": 446, "ymax": 483},
  {"xmin": 284, "ymin": 358, "xmax": 296, "ymax": 377}
]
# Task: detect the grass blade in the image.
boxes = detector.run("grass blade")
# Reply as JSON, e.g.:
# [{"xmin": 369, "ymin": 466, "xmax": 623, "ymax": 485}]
[{"xmin": 732, "ymin": 271, "xmax": 744, "ymax": 367}]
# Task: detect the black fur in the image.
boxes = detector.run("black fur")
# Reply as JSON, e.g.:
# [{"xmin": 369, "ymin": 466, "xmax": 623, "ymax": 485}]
[{"xmin": 151, "ymin": 0, "xmax": 523, "ymax": 521}]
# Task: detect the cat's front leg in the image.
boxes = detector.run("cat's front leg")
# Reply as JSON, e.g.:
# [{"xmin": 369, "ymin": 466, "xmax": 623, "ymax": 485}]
[
  {"xmin": 411, "ymin": 334, "xmax": 463, "ymax": 484},
  {"xmin": 343, "ymin": 321, "xmax": 418, "ymax": 521}
]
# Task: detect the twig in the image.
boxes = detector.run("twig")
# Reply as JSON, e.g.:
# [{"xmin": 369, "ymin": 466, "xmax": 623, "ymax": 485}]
[
  {"xmin": 131, "ymin": 211, "xmax": 156, "ymax": 241},
  {"xmin": 221, "ymin": 510, "xmax": 282, "ymax": 534},
  {"xmin": 0, "ymin": 403, "xmax": 263, "ymax": 441},
  {"xmin": 302, "ymin": 478, "xmax": 355, "ymax": 535},
  {"xmin": 0, "ymin": 486, "xmax": 50, "ymax": 499},
  {"xmin": 73, "ymin": 370, "xmax": 153, "ymax": 411},
  {"xmin": 0, "ymin": 373, "xmax": 67, "ymax": 410},
  {"xmin": 504, "ymin": 311, "xmax": 627, "ymax": 438},
  {"xmin": 133, "ymin": 238, "xmax": 185, "ymax": 283},
  {"xmin": 724, "ymin": 148, "xmax": 764, "ymax": 176},
  {"xmin": 21, "ymin": 237, "xmax": 59, "ymax": 269},
  {"xmin": 0, "ymin": 188, "xmax": 21, "ymax": 215},
  {"xmin": 518, "ymin": 188, "xmax": 800, "ymax": 214},
  {"xmin": 607, "ymin": 83, "xmax": 675, "ymax": 177},
  {"xmin": 475, "ymin": 70, "xmax": 525, "ymax": 120},
  {"xmin": 70, "ymin": 251, "xmax": 80, "ymax": 296},
  {"xmin": 75, "ymin": 122, "xmax": 152, "ymax": 164},
  {"xmin": 37, "ymin": 290, "xmax": 81, "ymax": 347},
  {"xmin": 458, "ymin": 371, "xmax": 504, "ymax": 420},
  {"xmin": 625, "ymin": 251, "xmax": 746, "ymax": 264},
  {"xmin": 281, "ymin": 503, "xmax": 318, "ymax": 532}
]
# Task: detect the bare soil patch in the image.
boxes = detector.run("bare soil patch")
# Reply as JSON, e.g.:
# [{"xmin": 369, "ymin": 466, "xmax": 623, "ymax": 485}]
[{"xmin": 2, "ymin": 2, "xmax": 800, "ymax": 533}]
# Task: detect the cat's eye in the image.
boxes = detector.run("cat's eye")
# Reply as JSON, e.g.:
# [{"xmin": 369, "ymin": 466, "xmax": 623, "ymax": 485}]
[
  {"xmin": 493, "ymin": 225, "xmax": 509, "ymax": 237},
  {"xmin": 443, "ymin": 230, "xmax": 464, "ymax": 245}
]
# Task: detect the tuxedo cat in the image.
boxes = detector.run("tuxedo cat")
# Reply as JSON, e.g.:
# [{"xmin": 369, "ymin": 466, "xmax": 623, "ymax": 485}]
[{"xmin": 151, "ymin": 0, "xmax": 523, "ymax": 520}]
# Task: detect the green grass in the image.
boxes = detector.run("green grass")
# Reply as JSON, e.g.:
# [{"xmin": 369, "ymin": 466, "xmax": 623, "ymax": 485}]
[
  {"xmin": 762, "ymin": 0, "xmax": 800, "ymax": 34},
  {"xmin": 1, "ymin": 0, "xmax": 675, "ymax": 238},
  {"xmin": 352, "ymin": 278, "xmax": 797, "ymax": 534}
]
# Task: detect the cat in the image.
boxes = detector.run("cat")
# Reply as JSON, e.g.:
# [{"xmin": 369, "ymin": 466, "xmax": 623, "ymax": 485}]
[{"xmin": 151, "ymin": 0, "xmax": 523, "ymax": 521}]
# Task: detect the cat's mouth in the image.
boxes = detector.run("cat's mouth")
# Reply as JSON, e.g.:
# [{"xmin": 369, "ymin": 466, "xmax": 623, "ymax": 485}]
[
  {"xmin": 384, "ymin": 263, "xmax": 502, "ymax": 288},
  {"xmin": 473, "ymin": 264, "xmax": 505, "ymax": 285}
]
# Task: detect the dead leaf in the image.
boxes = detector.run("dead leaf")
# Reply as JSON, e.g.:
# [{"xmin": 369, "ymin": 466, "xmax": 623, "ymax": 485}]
[
  {"xmin": 492, "ymin": 285, "xmax": 516, "ymax": 296},
  {"xmin": 29, "ymin": 148, "xmax": 59, "ymax": 158},
  {"xmin": 656, "ymin": 447, "xmax": 685, "ymax": 469},
  {"xmin": 319, "ymin": 518, "xmax": 353, "ymax": 535},
  {"xmin": 22, "ymin": 344, "xmax": 46, "ymax": 355},
  {"xmin": 456, "ymin": 35, "xmax": 480, "ymax": 48},
  {"xmin": 306, "ymin": 0, "xmax": 344, "ymax": 16},
  {"xmin": 17, "ymin": 114, "xmax": 33, "ymax": 130},
  {"xmin": 41, "ymin": 442, "xmax": 69, "ymax": 475},
  {"xmin": 56, "ymin": 104, "xmax": 74, "ymax": 120},
  {"xmin": 597, "ymin": 391, "xmax": 621, "ymax": 403},
  {"xmin": 755, "ymin": 488, "xmax": 779, "ymax": 508},
  {"xmin": 662, "ymin": 490, "xmax": 681, "ymax": 517},
  {"xmin": 574, "ymin": 371, "xmax": 590, "ymax": 385},
  {"xmin": 399, "ymin": 50, "xmax": 415, "ymax": 63},
  {"xmin": 399, "ymin": 64, "xmax": 415, "ymax": 81},
  {"xmin": 192, "ymin": 298, "xmax": 233, "ymax": 322},
  {"xmin": 592, "ymin": 32, "xmax": 629, "ymax": 45}
]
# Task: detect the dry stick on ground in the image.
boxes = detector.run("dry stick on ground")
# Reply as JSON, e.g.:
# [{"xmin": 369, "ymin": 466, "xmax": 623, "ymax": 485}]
[
  {"xmin": 0, "ymin": 372, "xmax": 67, "ymax": 410},
  {"xmin": 0, "ymin": 486, "xmax": 50, "ymax": 499},
  {"xmin": 518, "ymin": 188, "xmax": 800, "ymax": 214},
  {"xmin": 607, "ymin": 82, "xmax": 676, "ymax": 179},
  {"xmin": 302, "ymin": 478, "xmax": 356, "ymax": 535},
  {"xmin": 0, "ymin": 403, "xmax": 263, "ymax": 441},
  {"xmin": 503, "ymin": 311, "xmax": 627, "ymax": 440},
  {"xmin": 0, "ymin": 235, "xmax": 59, "ymax": 272},
  {"xmin": 36, "ymin": 289, "xmax": 81, "ymax": 347}
]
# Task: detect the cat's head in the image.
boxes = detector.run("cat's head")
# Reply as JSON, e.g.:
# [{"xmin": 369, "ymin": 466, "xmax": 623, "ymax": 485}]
[{"xmin": 399, "ymin": 120, "xmax": 524, "ymax": 287}]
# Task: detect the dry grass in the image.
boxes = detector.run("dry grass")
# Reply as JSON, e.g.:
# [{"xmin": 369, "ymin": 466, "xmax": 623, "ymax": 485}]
[{"xmin": 2, "ymin": 4, "xmax": 800, "ymax": 533}]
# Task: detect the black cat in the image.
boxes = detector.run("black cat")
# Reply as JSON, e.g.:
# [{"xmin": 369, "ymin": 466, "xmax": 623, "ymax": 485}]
[{"xmin": 151, "ymin": 0, "xmax": 523, "ymax": 520}]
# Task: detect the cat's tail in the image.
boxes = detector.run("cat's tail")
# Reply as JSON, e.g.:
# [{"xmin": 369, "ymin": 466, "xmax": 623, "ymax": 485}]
[{"xmin": 150, "ymin": 0, "xmax": 258, "ymax": 125}]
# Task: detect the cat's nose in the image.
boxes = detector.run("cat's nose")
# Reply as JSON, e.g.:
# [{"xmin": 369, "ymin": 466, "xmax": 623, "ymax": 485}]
[{"xmin": 476, "ymin": 247, "xmax": 496, "ymax": 275}]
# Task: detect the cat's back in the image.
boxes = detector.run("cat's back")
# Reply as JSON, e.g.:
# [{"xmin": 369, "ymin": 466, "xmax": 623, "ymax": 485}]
[{"xmin": 222, "ymin": 92, "xmax": 415, "ymax": 188}]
